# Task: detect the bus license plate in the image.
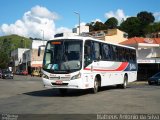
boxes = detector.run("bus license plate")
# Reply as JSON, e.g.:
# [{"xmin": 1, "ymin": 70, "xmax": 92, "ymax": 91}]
[{"xmin": 55, "ymin": 80, "xmax": 63, "ymax": 84}]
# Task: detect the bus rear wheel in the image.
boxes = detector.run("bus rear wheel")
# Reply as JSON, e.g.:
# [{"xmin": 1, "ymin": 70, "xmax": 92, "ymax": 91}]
[{"xmin": 121, "ymin": 75, "xmax": 128, "ymax": 89}]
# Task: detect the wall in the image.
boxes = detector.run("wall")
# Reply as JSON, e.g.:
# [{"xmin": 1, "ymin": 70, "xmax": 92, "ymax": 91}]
[{"xmin": 105, "ymin": 29, "xmax": 128, "ymax": 44}]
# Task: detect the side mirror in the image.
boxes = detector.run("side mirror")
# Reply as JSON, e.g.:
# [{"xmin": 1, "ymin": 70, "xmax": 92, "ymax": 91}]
[{"xmin": 38, "ymin": 45, "xmax": 46, "ymax": 56}]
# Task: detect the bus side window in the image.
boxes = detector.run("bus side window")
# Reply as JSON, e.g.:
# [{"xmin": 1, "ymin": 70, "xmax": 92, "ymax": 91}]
[
  {"xmin": 102, "ymin": 44, "xmax": 111, "ymax": 61},
  {"xmin": 117, "ymin": 47, "xmax": 122, "ymax": 62},
  {"xmin": 130, "ymin": 49, "xmax": 136, "ymax": 62},
  {"xmin": 93, "ymin": 42, "xmax": 101, "ymax": 60},
  {"xmin": 122, "ymin": 48, "xmax": 126, "ymax": 62},
  {"xmin": 125, "ymin": 49, "xmax": 130, "ymax": 61},
  {"xmin": 133, "ymin": 50, "xmax": 136, "ymax": 62},
  {"xmin": 112, "ymin": 46, "xmax": 118, "ymax": 61}
]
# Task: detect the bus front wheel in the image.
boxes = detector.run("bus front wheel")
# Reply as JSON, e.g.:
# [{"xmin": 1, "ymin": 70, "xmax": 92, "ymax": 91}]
[{"xmin": 92, "ymin": 77, "xmax": 99, "ymax": 94}]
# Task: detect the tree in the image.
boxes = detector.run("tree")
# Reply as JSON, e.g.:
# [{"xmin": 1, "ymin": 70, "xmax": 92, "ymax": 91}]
[
  {"xmin": 137, "ymin": 11, "xmax": 155, "ymax": 37},
  {"xmin": 0, "ymin": 51, "xmax": 10, "ymax": 69},
  {"xmin": 144, "ymin": 22, "xmax": 160, "ymax": 35},
  {"xmin": 104, "ymin": 17, "xmax": 118, "ymax": 29},
  {"xmin": 93, "ymin": 21, "xmax": 106, "ymax": 31},
  {"xmin": 86, "ymin": 22, "xmax": 95, "ymax": 32},
  {"xmin": 120, "ymin": 17, "xmax": 141, "ymax": 38},
  {"xmin": 137, "ymin": 11, "xmax": 155, "ymax": 25},
  {"xmin": 0, "ymin": 39, "xmax": 11, "ymax": 68}
]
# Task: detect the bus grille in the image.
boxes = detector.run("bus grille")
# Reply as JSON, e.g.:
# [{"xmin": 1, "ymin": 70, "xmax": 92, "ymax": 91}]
[
  {"xmin": 50, "ymin": 77, "xmax": 70, "ymax": 81},
  {"xmin": 51, "ymin": 83, "xmax": 68, "ymax": 86}
]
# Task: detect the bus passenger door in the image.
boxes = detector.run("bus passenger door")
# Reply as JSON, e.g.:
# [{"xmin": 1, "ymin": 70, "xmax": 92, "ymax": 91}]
[{"xmin": 84, "ymin": 40, "xmax": 94, "ymax": 88}]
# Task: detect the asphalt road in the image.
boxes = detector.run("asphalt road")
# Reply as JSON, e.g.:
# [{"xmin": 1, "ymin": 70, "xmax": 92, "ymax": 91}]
[{"xmin": 0, "ymin": 75, "xmax": 160, "ymax": 119}]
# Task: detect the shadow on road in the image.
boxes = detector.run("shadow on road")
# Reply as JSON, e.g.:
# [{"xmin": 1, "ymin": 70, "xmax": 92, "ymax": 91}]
[
  {"xmin": 23, "ymin": 85, "xmax": 127, "ymax": 97},
  {"xmin": 23, "ymin": 89, "xmax": 91, "ymax": 97}
]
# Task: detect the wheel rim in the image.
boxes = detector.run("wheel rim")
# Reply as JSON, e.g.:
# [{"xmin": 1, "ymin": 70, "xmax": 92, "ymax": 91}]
[
  {"xmin": 124, "ymin": 76, "xmax": 127, "ymax": 88},
  {"xmin": 124, "ymin": 80, "xmax": 127, "ymax": 88},
  {"xmin": 94, "ymin": 79, "xmax": 98, "ymax": 93}
]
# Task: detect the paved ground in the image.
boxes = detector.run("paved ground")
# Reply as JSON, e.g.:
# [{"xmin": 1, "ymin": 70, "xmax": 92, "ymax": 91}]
[{"xmin": 0, "ymin": 75, "xmax": 160, "ymax": 119}]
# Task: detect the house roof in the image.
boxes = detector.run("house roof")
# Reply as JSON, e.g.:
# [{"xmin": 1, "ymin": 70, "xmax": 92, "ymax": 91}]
[{"xmin": 120, "ymin": 37, "xmax": 160, "ymax": 45}]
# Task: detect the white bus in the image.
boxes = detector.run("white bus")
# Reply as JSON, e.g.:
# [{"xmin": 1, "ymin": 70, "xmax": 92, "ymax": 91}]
[{"xmin": 39, "ymin": 36, "xmax": 137, "ymax": 95}]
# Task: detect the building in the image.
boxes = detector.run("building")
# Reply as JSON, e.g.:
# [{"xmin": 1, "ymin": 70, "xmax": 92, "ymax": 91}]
[
  {"xmin": 87, "ymin": 29, "xmax": 128, "ymax": 43},
  {"xmin": 23, "ymin": 49, "xmax": 44, "ymax": 74},
  {"xmin": 105, "ymin": 29, "xmax": 128, "ymax": 43},
  {"xmin": 11, "ymin": 48, "xmax": 30, "ymax": 72},
  {"xmin": 11, "ymin": 39, "xmax": 47, "ymax": 74},
  {"xmin": 72, "ymin": 25, "xmax": 89, "ymax": 35},
  {"xmin": 32, "ymin": 39, "xmax": 47, "ymax": 49},
  {"xmin": 120, "ymin": 37, "xmax": 160, "ymax": 80}
]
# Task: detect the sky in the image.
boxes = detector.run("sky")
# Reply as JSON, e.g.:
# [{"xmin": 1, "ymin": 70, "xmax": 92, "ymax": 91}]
[{"xmin": 0, "ymin": 0, "xmax": 160, "ymax": 39}]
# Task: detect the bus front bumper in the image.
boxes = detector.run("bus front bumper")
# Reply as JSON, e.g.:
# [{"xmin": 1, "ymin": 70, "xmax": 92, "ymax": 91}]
[{"xmin": 42, "ymin": 78, "xmax": 90, "ymax": 89}]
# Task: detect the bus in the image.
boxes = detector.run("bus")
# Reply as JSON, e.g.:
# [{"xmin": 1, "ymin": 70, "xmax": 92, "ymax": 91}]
[{"xmin": 38, "ymin": 36, "xmax": 137, "ymax": 95}]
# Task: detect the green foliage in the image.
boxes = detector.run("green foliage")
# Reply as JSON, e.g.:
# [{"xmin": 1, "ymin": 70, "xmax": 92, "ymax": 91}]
[
  {"xmin": 86, "ymin": 22, "xmax": 95, "ymax": 32},
  {"xmin": 86, "ymin": 10, "xmax": 158, "ymax": 38},
  {"xmin": 120, "ymin": 17, "xmax": 141, "ymax": 38},
  {"xmin": 137, "ymin": 11, "xmax": 155, "ymax": 25},
  {"xmin": 93, "ymin": 21, "xmax": 106, "ymax": 31},
  {"xmin": 0, "ymin": 51, "xmax": 10, "ymax": 69},
  {"xmin": 0, "ymin": 34, "xmax": 32, "ymax": 69},
  {"xmin": 136, "ymin": 11, "xmax": 155, "ymax": 37},
  {"xmin": 144, "ymin": 22, "xmax": 160, "ymax": 34},
  {"xmin": 86, "ymin": 21, "xmax": 106, "ymax": 31},
  {"xmin": 120, "ymin": 11, "xmax": 156, "ymax": 38},
  {"xmin": 104, "ymin": 17, "xmax": 118, "ymax": 29}
]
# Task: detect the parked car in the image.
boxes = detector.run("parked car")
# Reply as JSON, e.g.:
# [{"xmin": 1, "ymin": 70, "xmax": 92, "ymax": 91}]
[
  {"xmin": 15, "ymin": 70, "xmax": 21, "ymax": 75},
  {"xmin": 148, "ymin": 72, "xmax": 160, "ymax": 85},
  {"xmin": 21, "ymin": 70, "xmax": 28, "ymax": 75},
  {"xmin": 31, "ymin": 70, "xmax": 42, "ymax": 77},
  {"xmin": 2, "ymin": 70, "xmax": 14, "ymax": 79},
  {"xmin": 0, "ymin": 69, "xmax": 2, "ymax": 78}
]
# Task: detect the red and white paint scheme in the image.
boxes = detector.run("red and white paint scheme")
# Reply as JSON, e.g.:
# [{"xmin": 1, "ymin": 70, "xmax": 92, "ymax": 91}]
[{"xmin": 40, "ymin": 36, "xmax": 137, "ymax": 94}]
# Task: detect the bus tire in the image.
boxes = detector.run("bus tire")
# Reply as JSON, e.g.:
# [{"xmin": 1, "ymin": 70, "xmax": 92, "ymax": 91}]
[
  {"xmin": 92, "ymin": 77, "xmax": 99, "ymax": 94},
  {"xmin": 59, "ymin": 89, "xmax": 67, "ymax": 96},
  {"xmin": 121, "ymin": 75, "xmax": 128, "ymax": 89}
]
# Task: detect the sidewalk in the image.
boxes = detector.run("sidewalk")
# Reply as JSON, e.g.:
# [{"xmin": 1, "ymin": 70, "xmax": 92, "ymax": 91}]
[{"xmin": 129, "ymin": 81, "xmax": 148, "ymax": 85}]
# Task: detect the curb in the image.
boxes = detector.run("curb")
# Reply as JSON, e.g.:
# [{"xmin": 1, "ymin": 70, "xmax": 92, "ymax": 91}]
[{"xmin": 129, "ymin": 81, "xmax": 148, "ymax": 85}]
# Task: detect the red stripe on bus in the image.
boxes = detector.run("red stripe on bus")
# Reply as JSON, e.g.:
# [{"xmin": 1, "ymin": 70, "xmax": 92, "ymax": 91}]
[
  {"xmin": 84, "ymin": 62, "xmax": 128, "ymax": 72},
  {"xmin": 115, "ymin": 62, "xmax": 128, "ymax": 71}
]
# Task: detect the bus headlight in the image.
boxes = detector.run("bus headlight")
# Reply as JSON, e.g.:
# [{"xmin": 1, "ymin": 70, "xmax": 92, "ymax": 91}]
[
  {"xmin": 71, "ymin": 72, "xmax": 81, "ymax": 80},
  {"xmin": 43, "ymin": 73, "xmax": 49, "ymax": 79}
]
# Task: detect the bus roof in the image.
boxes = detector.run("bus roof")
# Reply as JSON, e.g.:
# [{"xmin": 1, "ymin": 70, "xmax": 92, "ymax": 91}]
[{"xmin": 50, "ymin": 36, "xmax": 135, "ymax": 50}]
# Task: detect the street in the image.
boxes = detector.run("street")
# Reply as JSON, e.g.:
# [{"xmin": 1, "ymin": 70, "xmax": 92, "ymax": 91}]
[{"xmin": 0, "ymin": 75, "xmax": 160, "ymax": 119}]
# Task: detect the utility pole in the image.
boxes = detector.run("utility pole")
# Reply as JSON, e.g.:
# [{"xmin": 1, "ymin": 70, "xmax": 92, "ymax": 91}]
[
  {"xmin": 41, "ymin": 29, "xmax": 45, "ymax": 45},
  {"xmin": 23, "ymin": 38, "xmax": 27, "ymax": 72},
  {"xmin": 74, "ymin": 11, "xmax": 81, "ymax": 35}
]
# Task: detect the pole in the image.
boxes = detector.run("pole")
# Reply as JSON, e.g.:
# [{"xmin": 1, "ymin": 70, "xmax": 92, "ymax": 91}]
[
  {"xmin": 41, "ymin": 30, "xmax": 45, "ymax": 45},
  {"xmin": 74, "ymin": 12, "xmax": 80, "ymax": 35},
  {"xmin": 14, "ymin": 45, "xmax": 16, "ymax": 72},
  {"xmin": 24, "ymin": 38, "xmax": 27, "ymax": 72}
]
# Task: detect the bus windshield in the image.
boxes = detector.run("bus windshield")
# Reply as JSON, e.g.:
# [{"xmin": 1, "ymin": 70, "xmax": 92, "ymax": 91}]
[{"xmin": 43, "ymin": 39, "xmax": 82, "ymax": 73}]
